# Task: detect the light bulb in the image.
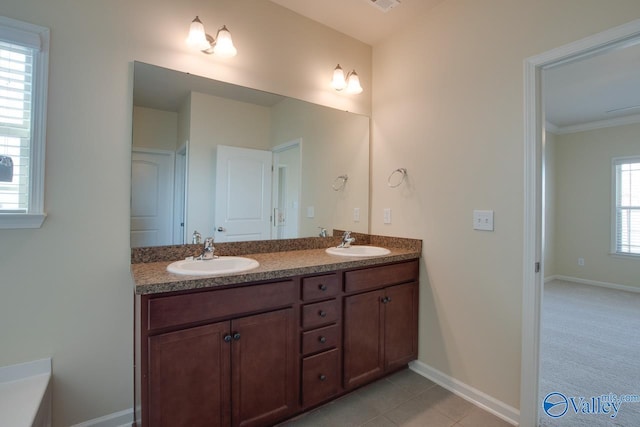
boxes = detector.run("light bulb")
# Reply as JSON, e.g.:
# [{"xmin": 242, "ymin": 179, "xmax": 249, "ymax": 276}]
[
  {"xmin": 213, "ymin": 26, "xmax": 237, "ymax": 58},
  {"xmin": 186, "ymin": 16, "xmax": 210, "ymax": 51},
  {"xmin": 345, "ymin": 70, "xmax": 363, "ymax": 94},
  {"xmin": 332, "ymin": 64, "xmax": 347, "ymax": 91}
]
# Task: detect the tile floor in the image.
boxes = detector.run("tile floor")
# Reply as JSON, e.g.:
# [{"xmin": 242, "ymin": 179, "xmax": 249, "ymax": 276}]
[{"xmin": 278, "ymin": 369, "xmax": 513, "ymax": 427}]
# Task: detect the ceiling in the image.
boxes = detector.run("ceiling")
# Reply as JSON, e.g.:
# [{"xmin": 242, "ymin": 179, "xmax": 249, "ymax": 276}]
[
  {"xmin": 269, "ymin": 0, "xmax": 640, "ymax": 133},
  {"xmin": 269, "ymin": 0, "xmax": 447, "ymax": 46},
  {"xmin": 544, "ymin": 41, "xmax": 640, "ymax": 132}
]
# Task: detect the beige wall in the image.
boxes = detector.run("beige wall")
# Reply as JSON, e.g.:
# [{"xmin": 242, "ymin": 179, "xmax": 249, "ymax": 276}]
[
  {"xmin": 187, "ymin": 91, "xmax": 272, "ymax": 236},
  {"xmin": 544, "ymin": 131, "xmax": 557, "ymax": 277},
  {"xmin": 132, "ymin": 106, "xmax": 178, "ymax": 151},
  {"xmin": 553, "ymin": 122, "xmax": 640, "ymax": 288},
  {"xmin": 0, "ymin": 0, "xmax": 370, "ymax": 425},
  {"xmin": 371, "ymin": 0, "xmax": 640, "ymax": 410},
  {"xmin": 270, "ymin": 98, "xmax": 370, "ymax": 237}
]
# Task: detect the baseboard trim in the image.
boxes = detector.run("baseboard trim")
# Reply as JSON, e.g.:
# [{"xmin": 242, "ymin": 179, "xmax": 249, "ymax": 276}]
[
  {"xmin": 546, "ymin": 275, "xmax": 640, "ymax": 293},
  {"xmin": 70, "ymin": 408, "xmax": 133, "ymax": 427},
  {"xmin": 409, "ymin": 360, "xmax": 519, "ymax": 426}
]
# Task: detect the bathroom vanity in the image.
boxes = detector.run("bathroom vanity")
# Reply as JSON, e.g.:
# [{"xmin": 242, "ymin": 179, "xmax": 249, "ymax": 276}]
[{"xmin": 132, "ymin": 235, "xmax": 421, "ymax": 427}]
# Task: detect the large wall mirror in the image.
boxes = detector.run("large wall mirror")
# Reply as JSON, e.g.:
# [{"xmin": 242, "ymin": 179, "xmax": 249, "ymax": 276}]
[{"xmin": 131, "ymin": 61, "xmax": 370, "ymax": 247}]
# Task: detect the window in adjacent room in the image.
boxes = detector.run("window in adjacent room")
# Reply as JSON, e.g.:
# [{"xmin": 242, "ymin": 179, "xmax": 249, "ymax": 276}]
[
  {"xmin": 0, "ymin": 16, "xmax": 49, "ymax": 228},
  {"xmin": 612, "ymin": 156, "xmax": 640, "ymax": 256}
]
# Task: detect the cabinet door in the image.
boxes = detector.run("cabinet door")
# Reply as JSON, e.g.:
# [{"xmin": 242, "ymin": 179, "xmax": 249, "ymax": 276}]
[
  {"xmin": 231, "ymin": 308, "xmax": 297, "ymax": 427},
  {"xmin": 148, "ymin": 322, "xmax": 231, "ymax": 427},
  {"xmin": 384, "ymin": 282, "xmax": 419, "ymax": 371},
  {"xmin": 343, "ymin": 290, "xmax": 385, "ymax": 389}
]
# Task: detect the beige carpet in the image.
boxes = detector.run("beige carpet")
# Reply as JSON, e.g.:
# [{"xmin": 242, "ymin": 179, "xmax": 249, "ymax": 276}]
[{"xmin": 539, "ymin": 280, "xmax": 640, "ymax": 426}]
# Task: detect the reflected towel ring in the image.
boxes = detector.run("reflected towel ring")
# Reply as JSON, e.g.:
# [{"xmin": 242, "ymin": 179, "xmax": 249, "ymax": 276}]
[
  {"xmin": 332, "ymin": 174, "xmax": 348, "ymax": 191},
  {"xmin": 387, "ymin": 168, "xmax": 407, "ymax": 188}
]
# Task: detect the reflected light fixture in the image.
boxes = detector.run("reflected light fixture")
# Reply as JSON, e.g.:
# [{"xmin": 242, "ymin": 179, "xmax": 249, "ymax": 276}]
[
  {"xmin": 186, "ymin": 16, "xmax": 237, "ymax": 58},
  {"xmin": 332, "ymin": 64, "xmax": 363, "ymax": 94}
]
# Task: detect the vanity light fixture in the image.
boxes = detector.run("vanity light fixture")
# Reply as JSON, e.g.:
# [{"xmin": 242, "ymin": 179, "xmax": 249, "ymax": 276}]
[
  {"xmin": 332, "ymin": 64, "xmax": 363, "ymax": 94},
  {"xmin": 186, "ymin": 16, "xmax": 237, "ymax": 58}
]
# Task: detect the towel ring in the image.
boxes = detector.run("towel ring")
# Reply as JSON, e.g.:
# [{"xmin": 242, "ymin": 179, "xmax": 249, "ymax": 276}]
[
  {"xmin": 387, "ymin": 168, "xmax": 407, "ymax": 188},
  {"xmin": 332, "ymin": 174, "xmax": 348, "ymax": 191}
]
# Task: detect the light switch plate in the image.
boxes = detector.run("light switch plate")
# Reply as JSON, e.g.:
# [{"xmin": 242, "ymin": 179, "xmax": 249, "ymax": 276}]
[
  {"xmin": 383, "ymin": 208, "xmax": 392, "ymax": 224},
  {"xmin": 307, "ymin": 206, "xmax": 315, "ymax": 218},
  {"xmin": 473, "ymin": 210, "xmax": 494, "ymax": 231}
]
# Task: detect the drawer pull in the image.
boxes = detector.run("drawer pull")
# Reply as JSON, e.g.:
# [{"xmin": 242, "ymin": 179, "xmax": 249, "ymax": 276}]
[
  {"xmin": 233, "ymin": 332, "xmax": 241, "ymax": 341},
  {"xmin": 223, "ymin": 334, "xmax": 232, "ymax": 343},
  {"xmin": 319, "ymin": 284, "xmax": 328, "ymax": 291},
  {"xmin": 319, "ymin": 374, "xmax": 327, "ymax": 381},
  {"xmin": 318, "ymin": 336, "xmax": 327, "ymax": 343},
  {"xmin": 318, "ymin": 310, "xmax": 327, "ymax": 317}
]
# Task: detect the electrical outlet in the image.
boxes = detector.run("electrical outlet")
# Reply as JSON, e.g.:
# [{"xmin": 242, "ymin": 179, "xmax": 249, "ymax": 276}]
[
  {"xmin": 473, "ymin": 210, "xmax": 494, "ymax": 231},
  {"xmin": 383, "ymin": 208, "xmax": 391, "ymax": 224},
  {"xmin": 307, "ymin": 206, "xmax": 315, "ymax": 218},
  {"xmin": 578, "ymin": 257, "xmax": 585, "ymax": 266},
  {"xmin": 354, "ymin": 207, "xmax": 360, "ymax": 222}
]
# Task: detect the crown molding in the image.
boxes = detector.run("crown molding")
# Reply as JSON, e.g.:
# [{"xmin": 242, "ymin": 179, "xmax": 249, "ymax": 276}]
[{"xmin": 547, "ymin": 113, "xmax": 640, "ymax": 135}]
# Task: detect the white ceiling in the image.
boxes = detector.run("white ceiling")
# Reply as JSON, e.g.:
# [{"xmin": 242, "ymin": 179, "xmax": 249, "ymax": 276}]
[
  {"xmin": 269, "ymin": 0, "xmax": 447, "ymax": 46},
  {"xmin": 269, "ymin": 0, "xmax": 640, "ymax": 132}
]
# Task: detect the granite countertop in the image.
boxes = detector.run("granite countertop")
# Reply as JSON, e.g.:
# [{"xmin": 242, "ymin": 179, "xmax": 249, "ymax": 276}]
[{"xmin": 132, "ymin": 246, "xmax": 421, "ymax": 295}]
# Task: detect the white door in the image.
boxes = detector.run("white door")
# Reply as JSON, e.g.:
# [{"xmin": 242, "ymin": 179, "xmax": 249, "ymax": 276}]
[
  {"xmin": 214, "ymin": 145, "xmax": 272, "ymax": 242},
  {"xmin": 131, "ymin": 149, "xmax": 174, "ymax": 247}
]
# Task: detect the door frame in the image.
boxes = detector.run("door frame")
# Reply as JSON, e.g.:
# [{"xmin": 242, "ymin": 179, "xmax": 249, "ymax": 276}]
[
  {"xmin": 520, "ymin": 18, "xmax": 640, "ymax": 427},
  {"xmin": 272, "ymin": 139, "xmax": 302, "ymax": 239}
]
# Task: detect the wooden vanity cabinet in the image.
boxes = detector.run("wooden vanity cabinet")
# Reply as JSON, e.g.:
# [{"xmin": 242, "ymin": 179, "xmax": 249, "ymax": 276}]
[
  {"xmin": 137, "ymin": 280, "xmax": 298, "ymax": 427},
  {"xmin": 299, "ymin": 273, "xmax": 342, "ymax": 409},
  {"xmin": 343, "ymin": 261, "xmax": 419, "ymax": 390},
  {"xmin": 135, "ymin": 258, "xmax": 419, "ymax": 427}
]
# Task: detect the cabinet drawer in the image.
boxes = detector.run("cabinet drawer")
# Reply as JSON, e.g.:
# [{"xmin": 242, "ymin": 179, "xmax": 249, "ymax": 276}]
[
  {"xmin": 148, "ymin": 280, "xmax": 296, "ymax": 330},
  {"xmin": 302, "ymin": 324, "xmax": 339, "ymax": 356},
  {"xmin": 301, "ymin": 299, "xmax": 339, "ymax": 329},
  {"xmin": 344, "ymin": 260, "xmax": 419, "ymax": 293},
  {"xmin": 302, "ymin": 349, "xmax": 340, "ymax": 408},
  {"xmin": 301, "ymin": 274, "xmax": 339, "ymax": 301}
]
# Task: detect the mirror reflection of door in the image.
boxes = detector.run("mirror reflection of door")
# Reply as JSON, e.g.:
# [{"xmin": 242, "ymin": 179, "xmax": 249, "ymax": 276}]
[
  {"xmin": 131, "ymin": 149, "xmax": 174, "ymax": 247},
  {"xmin": 214, "ymin": 145, "xmax": 273, "ymax": 242},
  {"xmin": 272, "ymin": 140, "xmax": 301, "ymax": 239}
]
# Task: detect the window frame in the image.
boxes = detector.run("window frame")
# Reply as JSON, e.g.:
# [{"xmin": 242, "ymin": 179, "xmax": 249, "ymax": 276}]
[
  {"xmin": 0, "ymin": 16, "xmax": 49, "ymax": 229},
  {"xmin": 611, "ymin": 155, "xmax": 640, "ymax": 258}
]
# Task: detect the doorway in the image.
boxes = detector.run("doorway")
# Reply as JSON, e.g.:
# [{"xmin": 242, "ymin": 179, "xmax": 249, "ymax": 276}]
[{"xmin": 521, "ymin": 19, "xmax": 640, "ymax": 427}]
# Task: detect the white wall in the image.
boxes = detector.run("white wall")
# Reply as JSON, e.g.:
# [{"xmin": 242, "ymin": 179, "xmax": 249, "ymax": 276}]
[
  {"xmin": 371, "ymin": 0, "xmax": 640, "ymax": 411},
  {"xmin": 553, "ymin": 122, "xmax": 640, "ymax": 288},
  {"xmin": 0, "ymin": 0, "xmax": 370, "ymax": 425}
]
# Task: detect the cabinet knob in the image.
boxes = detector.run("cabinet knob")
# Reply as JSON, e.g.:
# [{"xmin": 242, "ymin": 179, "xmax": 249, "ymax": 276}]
[
  {"xmin": 319, "ymin": 374, "xmax": 327, "ymax": 381},
  {"xmin": 319, "ymin": 284, "xmax": 328, "ymax": 291},
  {"xmin": 381, "ymin": 297, "xmax": 389, "ymax": 304},
  {"xmin": 223, "ymin": 334, "xmax": 232, "ymax": 343},
  {"xmin": 318, "ymin": 336, "xmax": 327, "ymax": 343},
  {"xmin": 233, "ymin": 332, "xmax": 241, "ymax": 341},
  {"xmin": 318, "ymin": 310, "xmax": 327, "ymax": 317}
]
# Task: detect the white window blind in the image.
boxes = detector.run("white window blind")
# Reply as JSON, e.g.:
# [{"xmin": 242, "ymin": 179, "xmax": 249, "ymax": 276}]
[
  {"xmin": 0, "ymin": 40, "xmax": 33, "ymax": 213},
  {"xmin": 614, "ymin": 157, "xmax": 640, "ymax": 255},
  {"xmin": 0, "ymin": 16, "xmax": 48, "ymax": 228}
]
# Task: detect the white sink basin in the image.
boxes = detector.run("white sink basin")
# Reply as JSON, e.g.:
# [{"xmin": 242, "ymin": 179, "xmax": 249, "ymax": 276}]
[
  {"xmin": 167, "ymin": 256, "xmax": 259, "ymax": 276},
  {"xmin": 325, "ymin": 246, "xmax": 391, "ymax": 257}
]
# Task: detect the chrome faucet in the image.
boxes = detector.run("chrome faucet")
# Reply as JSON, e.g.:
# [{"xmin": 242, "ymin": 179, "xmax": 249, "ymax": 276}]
[
  {"xmin": 318, "ymin": 227, "xmax": 328, "ymax": 238},
  {"xmin": 338, "ymin": 231, "xmax": 356, "ymax": 248},
  {"xmin": 199, "ymin": 237, "xmax": 216, "ymax": 260}
]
